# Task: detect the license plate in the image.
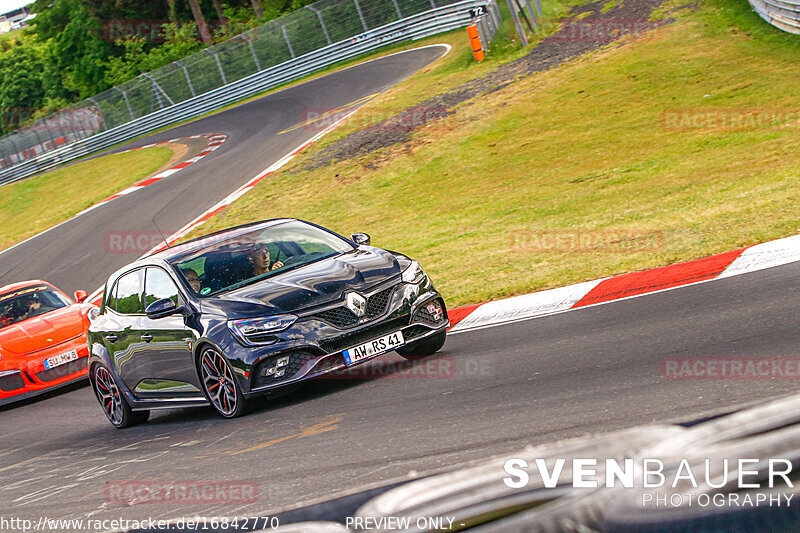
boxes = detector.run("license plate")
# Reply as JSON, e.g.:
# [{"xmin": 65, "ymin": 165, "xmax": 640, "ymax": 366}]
[
  {"xmin": 43, "ymin": 349, "xmax": 79, "ymax": 370},
  {"xmin": 343, "ymin": 331, "xmax": 405, "ymax": 365}
]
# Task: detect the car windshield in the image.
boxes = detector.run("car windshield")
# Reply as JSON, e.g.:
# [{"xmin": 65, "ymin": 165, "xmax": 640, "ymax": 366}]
[
  {"xmin": 0, "ymin": 285, "xmax": 72, "ymax": 329},
  {"xmin": 169, "ymin": 220, "xmax": 355, "ymax": 297}
]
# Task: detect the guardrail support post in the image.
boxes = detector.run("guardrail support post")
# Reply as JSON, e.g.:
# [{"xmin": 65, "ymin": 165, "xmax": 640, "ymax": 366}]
[
  {"xmin": 87, "ymin": 98, "xmax": 107, "ymax": 131},
  {"xmin": 506, "ymin": 0, "xmax": 529, "ymax": 46},
  {"xmin": 390, "ymin": 0, "xmax": 403, "ymax": 19},
  {"xmin": 206, "ymin": 49, "xmax": 228, "ymax": 85},
  {"xmin": 491, "ymin": 0, "xmax": 503, "ymax": 30},
  {"xmin": 524, "ymin": 0, "xmax": 538, "ymax": 30},
  {"xmin": 114, "ymin": 87, "xmax": 136, "ymax": 122},
  {"xmin": 271, "ymin": 20, "xmax": 296, "ymax": 58},
  {"xmin": 353, "ymin": 0, "xmax": 369, "ymax": 31},
  {"xmin": 31, "ymin": 129, "xmax": 44, "ymax": 153},
  {"xmin": 143, "ymin": 73, "xmax": 176, "ymax": 109},
  {"xmin": 246, "ymin": 35, "xmax": 262, "ymax": 71},
  {"xmin": 306, "ymin": 5, "xmax": 332, "ymax": 44},
  {"xmin": 175, "ymin": 61, "xmax": 196, "ymax": 98},
  {"xmin": 68, "ymin": 112, "xmax": 83, "ymax": 141}
]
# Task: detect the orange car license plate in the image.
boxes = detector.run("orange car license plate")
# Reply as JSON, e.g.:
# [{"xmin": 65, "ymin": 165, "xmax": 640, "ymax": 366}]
[{"xmin": 43, "ymin": 349, "xmax": 79, "ymax": 370}]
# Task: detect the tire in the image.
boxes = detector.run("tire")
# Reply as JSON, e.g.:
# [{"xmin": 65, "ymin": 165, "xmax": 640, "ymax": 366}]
[
  {"xmin": 91, "ymin": 364, "xmax": 149, "ymax": 429},
  {"xmin": 397, "ymin": 330, "xmax": 446, "ymax": 360},
  {"xmin": 198, "ymin": 346, "xmax": 249, "ymax": 418}
]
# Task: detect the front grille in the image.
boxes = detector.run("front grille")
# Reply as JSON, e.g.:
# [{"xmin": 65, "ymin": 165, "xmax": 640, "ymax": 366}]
[
  {"xmin": 315, "ymin": 306, "xmax": 358, "ymax": 328},
  {"xmin": 0, "ymin": 373, "xmax": 25, "ymax": 392},
  {"xmin": 252, "ymin": 351, "xmax": 315, "ymax": 388},
  {"xmin": 365, "ymin": 286, "xmax": 393, "ymax": 316},
  {"xmin": 35, "ymin": 357, "xmax": 88, "ymax": 382},
  {"xmin": 319, "ymin": 316, "xmax": 409, "ymax": 354},
  {"xmin": 414, "ymin": 299, "xmax": 447, "ymax": 327},
  {"xmin": 312, "ymin": 286, "xmax": 396, "ymax": 329}
]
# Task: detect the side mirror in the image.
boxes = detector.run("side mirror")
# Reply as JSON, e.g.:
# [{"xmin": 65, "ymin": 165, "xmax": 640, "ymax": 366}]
[
  {"xmin": 74, "ymin": 290, "xmax": 88, "ymax": 303},
  {"xmin": 351, "ymin": 233, "xmax": 371, "ymax": 246},
  {"xmin": 145, "ymin": 298, "xmax": 183, "ymax": 320}
]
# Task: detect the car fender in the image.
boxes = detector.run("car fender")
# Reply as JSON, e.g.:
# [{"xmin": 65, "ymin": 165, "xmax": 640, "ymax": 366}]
[{"xmin": 87, "ymin": 341, "xmax": 138, "ymax": 405}]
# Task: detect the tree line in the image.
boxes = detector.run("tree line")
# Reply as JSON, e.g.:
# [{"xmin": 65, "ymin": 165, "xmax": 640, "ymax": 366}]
[{"xmin": 0, "ymin": 0, "xmax": 313, "ymax": 135}]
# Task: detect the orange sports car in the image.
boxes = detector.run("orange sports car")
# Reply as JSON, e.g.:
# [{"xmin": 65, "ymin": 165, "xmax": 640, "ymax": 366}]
[{"xmin": 0, "ymin": 280, "xmax": 97, "ymax": 406}]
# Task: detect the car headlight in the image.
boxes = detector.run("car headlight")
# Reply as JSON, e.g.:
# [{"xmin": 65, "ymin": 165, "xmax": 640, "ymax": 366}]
[
  {"xmin": 401, "ymin": 260, "xmax": 426, "ymax": 284},
  {"xmin": 228, "ymin": 315, "xmax": 297, "ymax": 344}
]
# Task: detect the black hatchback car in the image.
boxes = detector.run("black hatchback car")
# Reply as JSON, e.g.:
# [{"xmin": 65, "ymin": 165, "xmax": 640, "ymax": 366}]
[{"xmin": 88, "ymin": 219, "xmax": 448, "ymax": 427}]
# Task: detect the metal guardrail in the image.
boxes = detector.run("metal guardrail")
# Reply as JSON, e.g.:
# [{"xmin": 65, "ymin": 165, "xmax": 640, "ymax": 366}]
[
  {"xmin": 749, "ymin": 0, "xmax": 800, "ymax": 34},
  {"xmin": 0, "ymin": 0, "xmax": 499, "ymax": 185}
]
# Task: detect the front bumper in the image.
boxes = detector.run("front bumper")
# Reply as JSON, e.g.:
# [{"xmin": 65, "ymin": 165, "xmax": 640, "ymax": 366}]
[
  {"xmin": 233, "ymin": 279, "xmax": 448, "ymax": 397},
  {"xmin": 0, "ymin": 341, "xmax": 90, "ymax": 406}
]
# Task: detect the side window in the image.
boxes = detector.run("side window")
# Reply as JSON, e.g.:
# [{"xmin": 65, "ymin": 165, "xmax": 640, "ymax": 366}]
[
  {"xmin": 144, "ymin": 268, "xmax": 180, "ymax": 309},
  {"xmin": 105, "ymin": 281, "xmax": 118, "ymax": 311},
  {"xmin": 115, "ymin": 270, "xmax": 145, "ymax": 315}
]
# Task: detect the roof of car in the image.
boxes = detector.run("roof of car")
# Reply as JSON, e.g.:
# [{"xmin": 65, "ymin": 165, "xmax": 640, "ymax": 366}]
[
  {"xmin": 149, "ymin": 218, "xmax": 294, "ymax": 261},
  {"xmin": 0, "ymin": 280, "xmax": 54, "ymax": 295}
]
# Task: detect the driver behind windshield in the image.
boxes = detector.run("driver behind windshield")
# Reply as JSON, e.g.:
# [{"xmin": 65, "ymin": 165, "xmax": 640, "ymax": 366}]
[
  {"xmin": 0, "ymin": 287, "xmax": 69, "ymax": 328},
  {"xmin": 16, "ymin": 293, "xmax": 43, "ymax": 321},
  {"xmin": 248, "ymin": 244, "xmax": 283, "ymax": 276}
]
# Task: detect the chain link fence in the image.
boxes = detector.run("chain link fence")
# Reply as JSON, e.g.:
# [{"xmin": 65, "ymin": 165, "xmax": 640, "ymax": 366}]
[{"xmin": 0, "ymin": 0, "xmax": 467, "ymax": 171}]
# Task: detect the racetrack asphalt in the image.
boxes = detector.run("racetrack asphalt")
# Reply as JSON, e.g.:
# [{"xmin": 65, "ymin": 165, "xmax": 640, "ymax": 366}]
[
  {"xmin": 1, "ymin": 44, "xmax": 799, "ymax": 530},
  {"xmin": 1, "ymin": 258, "xmax": 798, "ymax": 527}
]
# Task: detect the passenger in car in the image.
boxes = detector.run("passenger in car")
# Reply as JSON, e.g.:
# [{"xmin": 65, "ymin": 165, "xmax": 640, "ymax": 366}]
[
  {"xmin": 181, "ymin": 268, "xmax": 202, "ymax": 293},
  {"xmin": 0, "ymin": 304, "xmax": 12, "ymax": 327}
]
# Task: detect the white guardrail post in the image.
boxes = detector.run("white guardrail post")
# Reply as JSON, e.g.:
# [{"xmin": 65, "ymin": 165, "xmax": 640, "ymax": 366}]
[{"xmin": 0, "ymin": 0, "xmax": 498, "ymax": 185}]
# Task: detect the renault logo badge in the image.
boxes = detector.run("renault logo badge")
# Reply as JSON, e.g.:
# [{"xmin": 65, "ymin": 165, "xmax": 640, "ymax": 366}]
[{"xmin": 345, "ymin": 292, "xmax": 367, "ymax": 318}]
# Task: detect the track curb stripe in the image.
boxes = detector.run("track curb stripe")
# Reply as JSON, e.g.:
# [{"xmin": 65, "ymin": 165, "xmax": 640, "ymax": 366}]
[
  {"xmin": 85, "ymin": 133, "xmax": 227, "ymax": 211},
  {"xmin": 0, "ymin": 134, "xmax": 228, "ymax": 262},
  {"xmin": 448, "ymin": 234, "xmax": 800, "ymax": 333}
]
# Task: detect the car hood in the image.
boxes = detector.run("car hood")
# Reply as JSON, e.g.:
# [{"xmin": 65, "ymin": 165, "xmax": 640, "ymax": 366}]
[
  {"xmin": 201, "ymin": 248, "xmax": 401, "ymax": 317},
  {"xmin": 0, "ymin": 305, "xmax": 87, "ymax": 355}
]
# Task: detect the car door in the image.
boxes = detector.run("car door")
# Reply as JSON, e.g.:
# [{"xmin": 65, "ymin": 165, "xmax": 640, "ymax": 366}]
[
  {"xmin": 105, "ymin": 268, "xmax": 147, "ymax": 391},
  {"xmin": 137, "ymin": 267, "xmax": 201, "ymax": 397}
]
